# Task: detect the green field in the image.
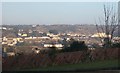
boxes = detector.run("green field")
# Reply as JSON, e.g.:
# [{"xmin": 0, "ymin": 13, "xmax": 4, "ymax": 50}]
[{"xmin": 21, "ymin": 59, "xmax": 119, "ymax": 71}]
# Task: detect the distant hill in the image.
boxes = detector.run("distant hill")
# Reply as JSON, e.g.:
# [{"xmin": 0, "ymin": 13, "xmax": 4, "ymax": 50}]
[{"xmin": 2, "ymin": 24, "xmax": 118, "ymax": 37}]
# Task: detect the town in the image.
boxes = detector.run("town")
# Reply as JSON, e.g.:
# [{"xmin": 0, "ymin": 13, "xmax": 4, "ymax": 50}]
[
  {"xmin": 2, "ymin": 1, "xmax": 120, "ymax": 72},
  {"xmin": 1, "ymin": 24, "xmax": 120, "ymax": 56}
]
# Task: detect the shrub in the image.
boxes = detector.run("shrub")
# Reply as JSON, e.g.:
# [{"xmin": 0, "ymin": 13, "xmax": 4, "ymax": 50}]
[
  {"xmin": 48, "ymin": 46, "xmax": 57, "ymax": 61},
  {"xmin": 111, "ymin": 42, "xmax": 120, "ymax": 48},
  {"xmin": 62, "ymin": 41, "xmax": 88, "ymax": 52},
  {"xmin": 2, "ymin": 48, "xmax": 119, "ymax": 71}
]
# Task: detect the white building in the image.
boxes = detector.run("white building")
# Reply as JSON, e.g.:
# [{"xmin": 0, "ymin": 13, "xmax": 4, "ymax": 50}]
[
  {"xmin": 7, "ymin": 52, "xmax": 15, "ymax": 56},
  {"xmin": 44, "ymin": 44, "xmax": 63, "ymax": 50},
  {"xmin": 2, "ymin": 38, "xmax": 17, "ymax": 46},
  {"xmin": 91, "ymin": 33, "xmax": 111, "ymax": 38}
]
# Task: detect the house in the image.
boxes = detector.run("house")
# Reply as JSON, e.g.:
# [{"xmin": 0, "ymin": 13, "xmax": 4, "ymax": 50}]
[
  {"xmin": 44, "ymin": 44, "xmax": 63, "ymax": 50},
  {"xmin": 54, "ymin": 44, "xmax": 63, "ymax": 48},
  {"xmin": 44, "ymin": 44, "xmax": 53, "ymax": 48},
  {"xmin": 2, "ymin": 46, "xmax": 16, "ymax": 56},
  {"xmin": 18, "ymin": 33, "xmax": 28, "ymax": 37},
  {"xmin": 17, "ymin": 38, "xmax": 24, "ymax": 42},
  {"xmin": 6, "ymin": 52, "xmax": 15, "ymax": 56},
  {"xmin": 32, "ymin": 47, "xmax": 41, "ymax": 54},
  {"xmin": 88, "ymin": 45, "xmax": 95, "ymax": 50},
  {"xmin": 21, "ymin": 33, "xmax": 27, "ymax": 37},
  {"xmin": 39, "ymin": 36, "xmax": 50, "ymax": 40},
  {"xmin": 52, "ymin": 36, "xmax": 61, "ymax": 40},
  {"xmin": 2, "ymin": 38, "xmax": 17, "ymax": 46},
  {"xmin": 2, "ymin": 37, "xmax": 7, "ymax": 41},
  {"xmin": 7, "ymin": 38, "xmax": 17, "ymax": 46},
  {"xmin": 91, "ymin": 33, "xmax": 111, "ymax": 38}
]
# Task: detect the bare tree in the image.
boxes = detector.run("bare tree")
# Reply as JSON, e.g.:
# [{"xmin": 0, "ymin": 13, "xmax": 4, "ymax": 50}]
[{"xmin": 96, "ymin": 4, "xmax": 118, "ymax": 48}]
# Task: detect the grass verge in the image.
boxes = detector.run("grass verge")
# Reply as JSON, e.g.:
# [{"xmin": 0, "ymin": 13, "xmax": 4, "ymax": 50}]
[{"xmin": 19, "ymin": 59, "xmax": 119, "ymax": 71}]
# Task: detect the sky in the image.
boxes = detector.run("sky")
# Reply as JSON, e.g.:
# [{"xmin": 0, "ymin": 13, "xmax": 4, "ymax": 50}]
[
  {"xmin": 1, "ymin": 0, "xmax": 120, "ymax": 2},
  {"xmin": 2, "ymin": 2, "xmax": 118, "ymax": 25}
]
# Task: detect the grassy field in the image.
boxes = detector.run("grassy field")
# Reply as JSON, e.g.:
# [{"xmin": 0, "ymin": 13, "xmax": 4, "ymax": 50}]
[{"xmin": 20, "ymin": 59, "xmax": 119, "ymax": 71}]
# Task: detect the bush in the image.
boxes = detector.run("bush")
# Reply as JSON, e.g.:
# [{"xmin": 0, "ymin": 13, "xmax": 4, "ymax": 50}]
[
  {"xmin": 48, "ymin": 46, "xmax": 57, "ymax": 61},
  {"xmin": 111, "ymin": 42, "xmax": 120, "ymax": 48},
  {"xmin": 49, "ymin": 30, "xmax": 58, "ymax": 35},
  {"xmin": 2, "ymin": 48, "xmax": 119, "ymax": 71},
  {"xmin": 62, "ymin": 41, "xmax": 88, "ymax": 52}
]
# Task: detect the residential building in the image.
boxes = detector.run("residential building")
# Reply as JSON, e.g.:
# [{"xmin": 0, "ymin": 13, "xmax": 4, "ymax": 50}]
[
  {"xmin": 2, "ymin": 38, "xmax": 17, "ymax": 46},
  {"xmin": 44, "ymin": 44, "xmax": 63, "ymax": 49},
  {"xmin": 91, "ymin": 33, "xmax": 111, "ymax": 38}
]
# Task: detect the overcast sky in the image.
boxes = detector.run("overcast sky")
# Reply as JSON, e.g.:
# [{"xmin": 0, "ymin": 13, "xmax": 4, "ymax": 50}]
[{"xmin": 2, "ymin": 2, "xmax": 118, "ymax": 25}]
